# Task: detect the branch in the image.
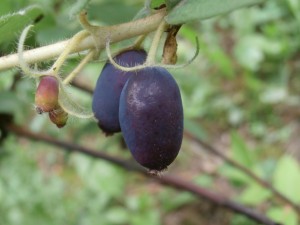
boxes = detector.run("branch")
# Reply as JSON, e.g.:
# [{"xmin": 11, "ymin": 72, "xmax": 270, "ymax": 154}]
[
  {"xmin": 0, "ymin": 10, "xmax": 166, "ymax": 72},
  {"xmin": 6, "ymin": 124, "xmax": 281, "ymax": 225},
  {"xmin": 185, "ymin": 131, "xmax": 300, "ymax": 215}
]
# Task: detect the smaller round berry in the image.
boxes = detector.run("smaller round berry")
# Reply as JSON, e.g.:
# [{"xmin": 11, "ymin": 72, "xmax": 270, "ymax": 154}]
[
  {"xmin": 35, "ymin": 76, "xmax": 59, "ymax": 113},
  {"xmin": 49, "ymin": 106, "xmax": 68, "ymax": 128}
]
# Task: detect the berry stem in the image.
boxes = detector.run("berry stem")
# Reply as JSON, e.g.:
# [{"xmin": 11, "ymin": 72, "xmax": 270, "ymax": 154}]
[
  {"xmin": 105, "ymin": 36, "xmax": 199, "ymax": 72},
  {"xmin": 18, "ymin": 25, "xmax": 48, "ymax": 77},
  {"xmin": 63, "ymin": 49, "xmax": 96, "ymax": 84},
  {"xmin": 146, "ymin": 20, "xmax": 167, "ymax": 65},
  {"xmin": 133, "ymin": 34, "xmax": 148, "ymax": 49},
  {"xmin": 105, "ymin": 40, "xmax": 147, "ymax": 72},
  {"xmin": 0, "ymin": 9, "xmax": 166, "ymax": 72},
  {"xmin": 79, "ymin": 11, "xmax": 99, "ymax": 33},
  {"xmin": 50, "ymin": 30, "xmax": 90, "ymax": 74},
  {"xmin": 78, "ymin": 11, "xmax": 102, "ymax": 52}
]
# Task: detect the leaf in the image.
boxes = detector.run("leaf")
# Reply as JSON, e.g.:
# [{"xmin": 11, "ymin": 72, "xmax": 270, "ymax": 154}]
[
  {"xmin": 239, "ymin": 183, "xmax": 271, "ymax": 205},
  {"xmin": 0, "ymin": 91, "xmax": 22, "ymax": 115},
  {"xmin": 267, "ymin": 207, "xmax": 298, "ymax": 225},
  {"xmin": 69, "ymin": 0, "xmax": 91, "ymax": 18},
  {"xmin": 221, "ymin": 164, "xmax": 252, "ymax": 185},
  {"xmin": 184, "ymin": 118, "xmax": 207, "ymax": 140},
  {"xmin": 194, "ymin": 174, "xmax": 213, "ymax": 187},
  {"xmin": 165, "ymin": 0, "xmax": 267, "ymax": 25},
  {"xmin": 151, "ymin": 0, "xmax": 165, "ymax": 9},
  {"xmin": 160, "ymin": 191, "xmax": 194, "ymax": 212},
  {"xmin": 286, "ymin": 0, "xmax": 300, "ymax": 21},
  {"xmin": 165, "ymin": 0, "xmax": 181, "ymax": 10},
  {"xmin": 273, "ymin": 155, "xmax": 300, "ymax": 203},
  {"xmin": 234, "ymin": 35, "xmax": 265, "ymax": 71},
  {"xmin": 230, "ymin": 132, "xmax": 255, "ymax": 168},
  {"xmin": 105, "ymin": 207, "xmax": 129, "ymax": 224},
  {"xmin": 133, "ymin": 0, "xmax": 152, "ymax": 20},
  {"xmin": 88, "ymin": 1, "xmax": 139, "ymax": 25},
  {"xmin": 0, "ymin": 5, "xmax": 44, "ymax": 45}
]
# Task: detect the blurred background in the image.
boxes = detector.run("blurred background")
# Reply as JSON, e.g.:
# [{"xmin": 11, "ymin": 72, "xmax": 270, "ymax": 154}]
[{"xmin": 0, "ymin": 0, "xmax": 300, "ymax": 224}]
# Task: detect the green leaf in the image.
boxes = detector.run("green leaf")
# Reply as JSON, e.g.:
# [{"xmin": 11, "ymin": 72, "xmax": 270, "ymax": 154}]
[
  {"xmin": 151, "ymin": 0, "xmax": 165, "ymax": 9},
  {"xmin": 267, "ymin": 207, "xmax": 298, "ymax": 225},
  {"xmin": 194, "ymin": 174, "xmax": 213, "ymax": 187},
  {"xmin": 165, "ymin": 0, "xmax": 181, "ymax": 10},
  {"xmin": 88, "ymin": 1, "xmax": 139, "ymax": 25},
  {"xmin": 221, "ymin": 164, "xmax": 252, "ymax": 185},
  {"xmin": 230, "ymin": 132, "xmax": 255, "ymax": 168},
  {"xmin": 239, "ymin": 183, "xmax": 271, "ymax": 205},
  {"xmin": 273, "ymin": 155, "xmax": 300, "ymax": 203},
  {"xmin": 0, "ymin": 5, "xmax": 44, "ymax": 45},
  {"xmin": 105, "ymin": 207, "xmax": 129, "ymax": 224},
  {"xmin": 69, "ymin": 0, "xmax": 91, "ymax": 18},
  {"xmin": 0, "ymin": 91, "xmax": 22, "ymax": 115},
  {"xmin": 184, "ymin": 118, "xmax": 207, "ymax": 140},
  {"xmin": 286, "ymin": 0, "xmax": 300, "ymax": 21},
  {"xmin": 165, "ymin": 0, "xmax": 267, "ymax": 24},
  {"xmin": 234, "ymin": 35, "xmax": 265, "ymax": 71},
  {"xmin": 133, "ymin": 0, "xmax": 152, "ymax": 20},
  {"xmin": 160, "ymin": 191, "xmax": 194, "ymax": 212}
]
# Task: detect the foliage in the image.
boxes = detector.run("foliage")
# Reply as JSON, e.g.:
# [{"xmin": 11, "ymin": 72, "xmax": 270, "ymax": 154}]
[
  {"xmin": 165, "ymin": 0, "xmax": 267, "ymax": 24},
  {"xmin": 1, "ymin": 0, "xmax": 300, "ymax": 225}
]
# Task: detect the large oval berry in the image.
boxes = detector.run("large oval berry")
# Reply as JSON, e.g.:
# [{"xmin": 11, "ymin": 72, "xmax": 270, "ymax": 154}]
[
  {"xmin": 92, "ymin": 49, "xmax": 147, "ymax": 135},
  {"xmin": 119, "ymin": 67, "xmax": 183, "ymax": 171},
  {"xmin": 35, "ymin": 75, "xmax": 59, "ymax": 113}
]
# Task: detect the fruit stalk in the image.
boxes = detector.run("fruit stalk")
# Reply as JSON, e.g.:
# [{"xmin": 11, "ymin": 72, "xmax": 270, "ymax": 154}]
[{"xmin": 0, "ymin": 9, "xmax": 166, "ymax": 72}]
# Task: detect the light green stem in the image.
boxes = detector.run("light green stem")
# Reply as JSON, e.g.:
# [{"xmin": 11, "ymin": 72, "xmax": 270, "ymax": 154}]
[
  {"xmin": 63, "ymin": 50, "xmax": 96, "ymax": 84},
  {"xmin": 50, "ymin": 30, "xmax": 90, "ymax": 74},
  {"xmin": 146, "ymin": 20, "xmax": 167, "ymax": 65},
  {"xmin": 0, "ymin": 9, "xmax": 166, "ymax": 72}
]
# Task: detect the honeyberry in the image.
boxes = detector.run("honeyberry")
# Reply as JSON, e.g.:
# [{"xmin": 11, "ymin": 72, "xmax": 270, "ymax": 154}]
[
  {"xmin": 35, "ymin": 75, "xmax": 59, "ymax": 113},
  {"xmin": 92, "ymin": 49, "xmax": 147, "ymax": 135},
  {"xmin": 119, "ymin": 67, "xmax": 183, "ymax": 171}
]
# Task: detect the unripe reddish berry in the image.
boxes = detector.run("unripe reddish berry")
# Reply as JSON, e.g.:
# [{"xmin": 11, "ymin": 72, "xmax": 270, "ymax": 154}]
[
  {"xmin": 49, "ymin": 106, "xmax": 68, "ymax": 128},
  {"xmin": 35, "ymin": 76, "xmax": 59, "ymax": 113}
]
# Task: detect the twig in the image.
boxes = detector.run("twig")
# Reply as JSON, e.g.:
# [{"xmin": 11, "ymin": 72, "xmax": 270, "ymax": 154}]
[
  {"xmin": 0, "ymin": 10, "xmax": 166, "ymax": 72},
  {"xmin": 6, "ymin": 124, "xmax": 281, "ymax": 225},
  {"xmin": 185, "ymin": 131, "xmax": 300, "ymax": 215}
]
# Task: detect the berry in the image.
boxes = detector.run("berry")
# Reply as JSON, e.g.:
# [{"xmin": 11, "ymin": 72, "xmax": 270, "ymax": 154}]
[
  {"xmin": 49, "ymin": 106, "xmax": 68, "ymax": 128},
  {"xmin": 92, "ymin": 49, "xmax": 147, "ymax": 135},
  {"xmin": 35, "ymin": 75, "xmax": 59, "ymax": 113},
  {"xmin": 119, "ymin": 67, "xmax": 183, "ymax": 171}
]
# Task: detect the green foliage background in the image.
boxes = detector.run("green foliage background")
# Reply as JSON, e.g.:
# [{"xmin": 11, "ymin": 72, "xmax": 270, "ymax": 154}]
[{"xmin": 0, "ymin": 0, "xmax": 300, "ymax": 224}]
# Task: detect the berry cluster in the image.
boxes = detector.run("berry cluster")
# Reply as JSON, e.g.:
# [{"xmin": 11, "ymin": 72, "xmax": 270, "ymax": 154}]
[
  {"xmin": 92, "ymin": 49, "xmax": 183, "ymax": 172},
  {"xmin": 17, "ymin": 14, "xmax": 197, "ymax": 172}
]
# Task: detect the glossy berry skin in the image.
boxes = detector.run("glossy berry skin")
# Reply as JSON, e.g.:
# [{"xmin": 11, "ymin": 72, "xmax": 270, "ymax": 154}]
[
  {"xmin": 92, "ymin": 49, "xmax": 147, "ymax": 135},
  {"xmin": 119, "ymin": 67, "xmax": 183, "ymax": 171},
  {"xmin": 35, "ymin": 75, "xmax": 59, "ymax": 113}
]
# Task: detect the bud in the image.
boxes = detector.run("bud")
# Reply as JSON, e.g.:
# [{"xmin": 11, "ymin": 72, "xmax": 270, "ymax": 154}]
[
  {"xmin": 49, "ymin": 106, "xmax": 68, "ymax": 128},
  {"xmin": 35, "ymin": 76, "xmax": 59, "ymax": 113}
]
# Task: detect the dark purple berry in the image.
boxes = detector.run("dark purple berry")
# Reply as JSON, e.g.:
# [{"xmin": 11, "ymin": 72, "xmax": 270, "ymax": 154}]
[
  {"xmin": 119, "ymin": 67, "xmax": 183, "ymax": 171},
  {"xmin": 35, "ymin": 75, "xmax": 59, "ymax": 113},
  {"xmin": 92, "ymin": 49, "xmax": 147, "ymax": 135}
]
